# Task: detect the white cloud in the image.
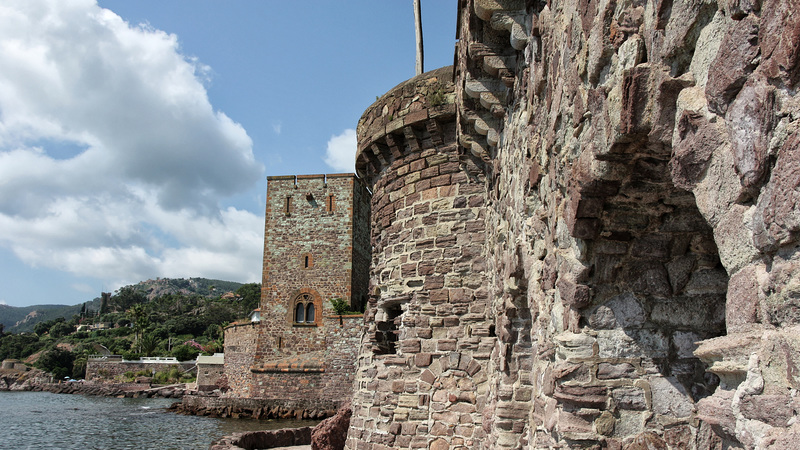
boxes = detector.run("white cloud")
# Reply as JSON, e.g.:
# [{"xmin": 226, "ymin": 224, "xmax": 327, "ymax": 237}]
[
  {"xmin": 272, "ymin": 122, "xmax": 282, "ymax": 135},
  {"xmin": 0, "ymin": 0, "xmax": 265, "ymax": 288},
  {"xmin": 71, "ymin": 283, "xmax": 96, "ymax": 294},
  {"xmin": 323, "ymin": 128, "xmax": 356, "ymax": 173}
]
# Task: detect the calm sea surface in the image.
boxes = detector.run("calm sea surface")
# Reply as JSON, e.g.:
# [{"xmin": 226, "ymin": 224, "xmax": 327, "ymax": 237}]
[{"xmin": 0, "ymin": 391, "xmax": 317, "ymax": 449}]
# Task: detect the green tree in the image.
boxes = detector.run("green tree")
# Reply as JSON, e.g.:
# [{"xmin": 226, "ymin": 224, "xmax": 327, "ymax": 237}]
[
  {"xmin": 127, "ymin": 303, "xmax": 148, "ymax": 352},
  {"xmin": 34, "ymin": 318, "xmax": 64, "ymax": 336},
  {"xmin": 36, "ymin": 348, "xmax": 74, "ymax": 380},
  {"xmin": 139, "ymin": 333, "xmax": 160, "ymax": 357},
  {"xmin": 49, "ymin": 321, "xmax": 74, "ymax": 339},
  {"xmin": 236, "ymin": 283, "xmax": 262, "ymax": 313},
  {"xmin": 113, "ymin": 286, "xmax": 147, "ymax": 312},
  {"xmin": 0, "ymin": 333, "xmax": 42, "ymax": 361},
  {"xmin": 172, "ymin": 344, "xmax": 200, "ymax": 361}
]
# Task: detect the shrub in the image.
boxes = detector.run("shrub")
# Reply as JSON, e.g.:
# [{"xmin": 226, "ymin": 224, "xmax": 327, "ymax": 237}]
[
  {"xmin": 121, "ymin": 351, "xmax": 141, "ymax": 361},
  {"xmin": 171, "ymin": 344, "xmax": 200, "ymax": 362},
  {"xmin": 152, "ymin": 366, "xmax": 194, "ymax": 384},
  {"xmin": 330, "ymin": 298, "xmax": 360, "ymax": 315},
  {"xmin": 330, "ymin": 298, "xmax": 349, "ymax": 315}
]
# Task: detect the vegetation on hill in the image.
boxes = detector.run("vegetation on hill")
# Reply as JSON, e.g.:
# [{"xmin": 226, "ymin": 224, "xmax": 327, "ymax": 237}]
[
  {"xmin": 0, "ymin": 303, "xmax": 97, "ymax": 333},
  {"xmin": 0, "ymin": 279, "xmax": 261, "ymax": 380},
  {"xmin": 1, "ymin": 277, "xmax": 247, "ymax": 333}
]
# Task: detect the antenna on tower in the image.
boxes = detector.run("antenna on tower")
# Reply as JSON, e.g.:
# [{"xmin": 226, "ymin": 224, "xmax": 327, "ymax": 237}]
[{"xmin": 414, "ymin": 0, "xmax": 424, "ymax": 75}]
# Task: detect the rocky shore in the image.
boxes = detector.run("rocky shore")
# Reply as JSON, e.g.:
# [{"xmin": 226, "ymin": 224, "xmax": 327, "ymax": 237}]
[
  {"xmin": 208, "ymin": 403, "xmax": 352, "ymax": 450},
  {"xmin": 209, "ymin": 427, "xmax": 313, "ymax": 450},
  {"xmin": 0, "ymin": 368, "xmax": 188, "ymax": 398},
  {"xmin": 169, "ymin": 395, "xmax": 333, "ymax": 421}
]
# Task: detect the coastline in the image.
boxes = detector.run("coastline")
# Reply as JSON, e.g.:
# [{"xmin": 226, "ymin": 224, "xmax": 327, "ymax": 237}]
[
  {"xmin": 1, "ymin": 367, "xmax": 189, "ymax": 399},
  {"xmin": 2, "ymin": 368, "xmax": 352, "ymax": 449}
]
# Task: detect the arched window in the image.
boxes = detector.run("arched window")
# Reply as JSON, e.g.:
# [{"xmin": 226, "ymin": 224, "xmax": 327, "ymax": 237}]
[
  {"xmin": 306, "ymin": 303, "xmax": 315, "ymax": 322},
  {"xmin": 293, "ymin": 292, "xmax": 316, "ymax": 325}
]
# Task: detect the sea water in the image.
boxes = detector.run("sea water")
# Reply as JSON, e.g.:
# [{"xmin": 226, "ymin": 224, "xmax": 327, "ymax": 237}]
[{"xmin": 0, "ymin": 391, "xmax": 316, "ymax": 449}]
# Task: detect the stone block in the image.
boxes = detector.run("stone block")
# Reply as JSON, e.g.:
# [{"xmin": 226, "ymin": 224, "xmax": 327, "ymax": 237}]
[
  {"xmin": 631, "ymin": 235, "xmax": 673, "ymax": 259},
  {"xmin": 739, "ymin": 394, "xmax": 793, "ymax": 427},
  {"xmin": 651, "ymin": 295, "xmax": 724, "ymax": 329},
  {"xmin": 415, "ymin": 353, "xmax": 433, "ymax": 367},
  {"xmin": 623, "ymin": 432, "xmax": 667, "ymax": 450},
  {"xmin": 587, "ymin": 292, "xmax": 646, "ymax": 329},
  {"xmin": 437, "ymin": 339, "xmax": 457, "ymax": 352},
  {"xmin": 649, "ymin": 376, "xmax": 694, "ymax": 418},
  {"xmin": 429, "ymin": 289, "xmax": 449, "ymax": 304},
  {"xmin": 555, "ymin": 332, "xmax": 597, "ymax": 359},
  {"xmin": 612, "ymin": 386, "xmax": 648, "ymax": 411},
  {"xmin": 758, "ymin": 0, "xmax": 800, "ymax": 85},
  {"xmin": 753, "ymin": 130, "xmax": 800, "ymax": 251},
  {"xmin": 597, "ymin": 329, "xmax": 669, "ymax": 359},
  {"xmin": 598, "ymin": 363, "xmax": 637, "ymax": 380},
  {"xmin": 556, "ymin": 277, "xmax": 592, "ymax": 309},
  {"xmin": 626, "ymin": 261, "xmax": 672, "ymax": 297},
  {"xmin": 726, "ymin": 265, "xmax": 760, "ymax": 332},
  {"xmin": 557, "ymin": 410, "xmax": 594, "ymax": 434},
  {"xmin": 553, "ymin": 385, "xmax": 608, "ymax": 408},
  {"xmin": 705, "ymin": 15, "xmax": 760, "ymax": 114}
]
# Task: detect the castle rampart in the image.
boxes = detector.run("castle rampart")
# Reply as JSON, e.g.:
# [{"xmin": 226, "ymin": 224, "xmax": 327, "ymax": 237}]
[{"xmin": 346, "ymin": 0, "xmax": 800, "ymax": 448}]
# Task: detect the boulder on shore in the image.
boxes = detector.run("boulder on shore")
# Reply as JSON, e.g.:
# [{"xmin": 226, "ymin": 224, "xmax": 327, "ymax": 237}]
[{"xmin": 311, "ymin": 402, "xmax": 351, "ymax": 450}]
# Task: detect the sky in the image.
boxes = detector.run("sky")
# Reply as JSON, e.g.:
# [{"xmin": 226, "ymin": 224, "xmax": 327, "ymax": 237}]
[{"xmin": 0, "ymin": 0, "xmax": 458, "ymax": 307}]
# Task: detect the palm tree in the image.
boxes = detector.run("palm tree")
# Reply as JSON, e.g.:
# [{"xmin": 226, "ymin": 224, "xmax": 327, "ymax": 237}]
[
  {"xmin": 127, "ymin": 304, "xmax": 148, "ymax": 352},
  {"xmin": 139, "ymin": 333, "xmax": 160, "ymax": 357}
]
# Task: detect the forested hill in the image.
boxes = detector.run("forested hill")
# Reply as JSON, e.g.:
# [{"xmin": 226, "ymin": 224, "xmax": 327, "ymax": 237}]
[
  {"xmin": 0, "ymin": 304, "xmax": 90, "ymax": 333},
  {"xmin": 1, "ymin": 277, "xmax": 246, "ymax": 332}
]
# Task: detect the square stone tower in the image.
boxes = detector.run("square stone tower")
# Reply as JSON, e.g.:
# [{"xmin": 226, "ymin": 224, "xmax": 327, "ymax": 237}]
[
  {"xmin": 223, "ymin": 173, "xmax": 369, "ymax": 407},
  {"xmin": 257, "ymin": 173, "xmax": 370, "ymax": 360}
]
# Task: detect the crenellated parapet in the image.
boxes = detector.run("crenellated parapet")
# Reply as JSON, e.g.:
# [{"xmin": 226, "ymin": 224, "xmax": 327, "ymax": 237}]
[{"xmin": 356, "ymin": 66, "xmax": 458, "ymax": 186}]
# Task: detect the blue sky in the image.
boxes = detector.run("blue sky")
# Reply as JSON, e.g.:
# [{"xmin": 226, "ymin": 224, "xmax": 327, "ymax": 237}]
[{"xmin": 0, "ymin": 0, "xmax": 457, "ymax": 307}]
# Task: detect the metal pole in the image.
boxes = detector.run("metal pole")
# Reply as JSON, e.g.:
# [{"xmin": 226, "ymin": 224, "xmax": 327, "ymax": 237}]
[{"xmin": 414, "ymin": 0, "xmax": 424, "ymax": 75}]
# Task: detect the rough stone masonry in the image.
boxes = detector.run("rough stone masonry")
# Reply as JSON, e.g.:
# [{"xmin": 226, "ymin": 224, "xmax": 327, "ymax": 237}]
[{"xmin": 347, "ymin": 0, "xmax": 800, "ymax": 448}]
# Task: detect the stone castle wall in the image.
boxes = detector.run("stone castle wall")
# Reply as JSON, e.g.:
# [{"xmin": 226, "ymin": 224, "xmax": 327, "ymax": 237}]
[
  {"xmin": 462, "ymin": 0, "xmax": 800, "ymax": 448},
  {"xmin": 224, "ymin": 322, "xmax": 259, "ymax": 398},
  {"xmin": 346, "ymin": 0, "xmax": 800, "ymax": 449},
  {"xmin": 249, "ymin": 315, "xmax": 361, "ymax": 403},
  {"xmin": 222, "ymin": 314, "xmax": 360, "ymax": 410},
  {"xmin": 197, "ymin": 362, "xmax": 224, "ymax": 391},
  {"xmin": 322, "ymin": 314, "xmax": 364, "ymax": 402}
]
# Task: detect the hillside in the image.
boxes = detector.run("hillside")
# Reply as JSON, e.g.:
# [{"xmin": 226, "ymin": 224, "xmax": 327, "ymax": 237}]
[
  {"xmin": 1, "ymin": 277, "xmax": 245, "ymax": 333},
  {"xmin": 0, "ymin": 303, "xmax": 95, "ymax": 333}
]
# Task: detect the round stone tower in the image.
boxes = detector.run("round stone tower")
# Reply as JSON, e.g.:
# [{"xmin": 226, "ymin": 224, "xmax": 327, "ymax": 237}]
[{"xmin": 347, "ymin": 66, "xmax": 494, "ymax": 449}]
